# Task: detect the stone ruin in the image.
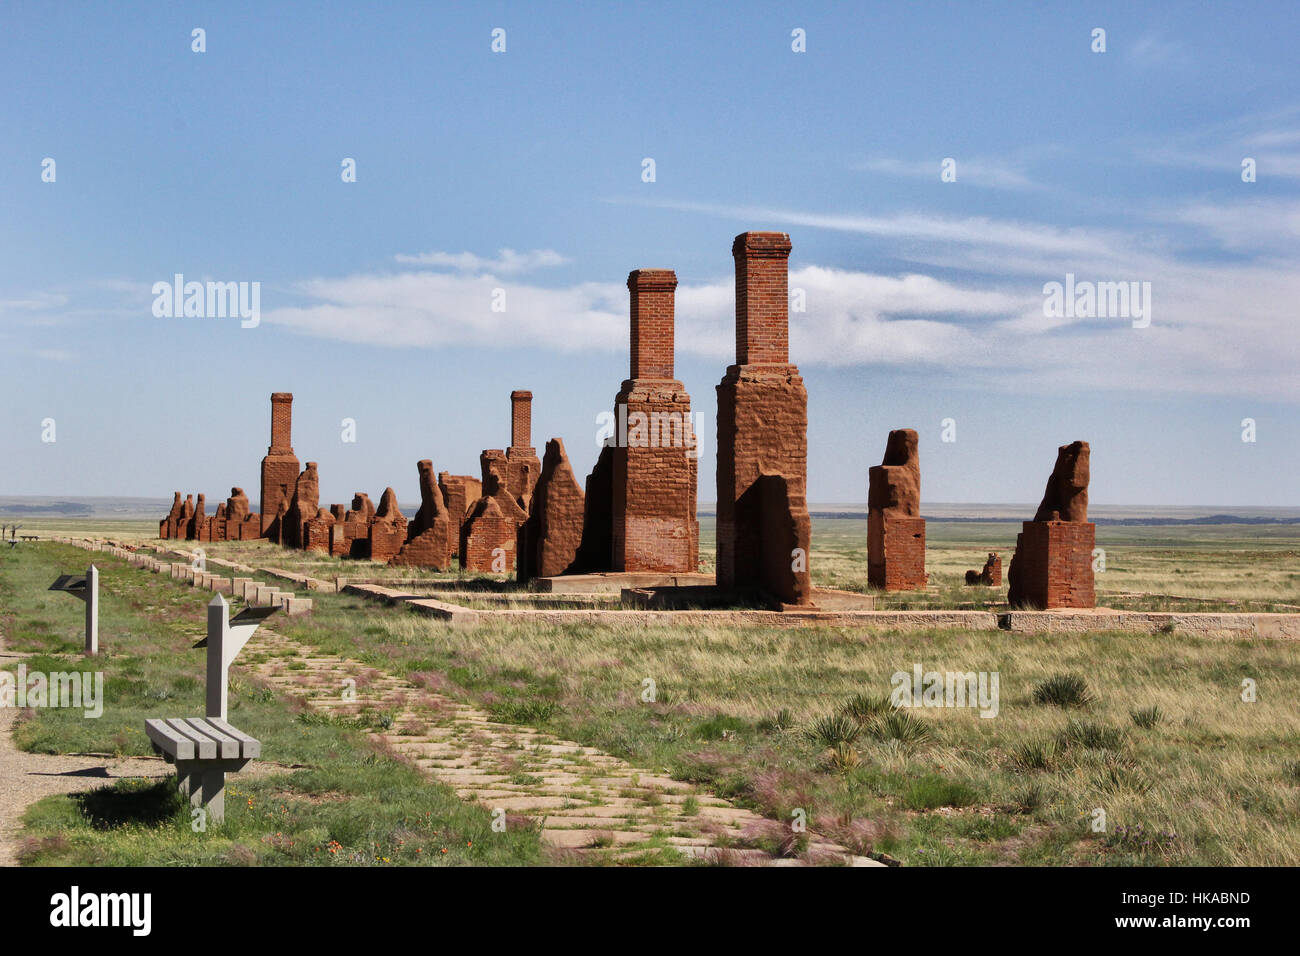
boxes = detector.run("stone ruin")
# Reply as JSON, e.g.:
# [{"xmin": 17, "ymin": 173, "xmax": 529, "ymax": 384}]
[
  {"xmin": 715, "ymin": 232, "xmax": 813, "ymax": 607},
  {"xmin": 1007, "ymin": 441, "xmax": 1095, "ymax": 609},
  {"xmin": 461, "ymin": 448, "xmax": 528, "ymax": 572},
  {"xmin": 392, "ymin": 460, "xmax": 453, "ymax": 569},
  {"xmin": 157, "ymin": 233, "xmax": 830, "ymax": 608},
  {"xmin": 518, "ymin": 438, "xmax": 586, "ymax": 579},
  {"xmin": 610, "ymin": 269, "xmax": 699, "ymax": 572},
  {"xmin": 260, "ymin": 393, "xmax": 300, "ymax": 541},
  {"xmin": 367, "ymin": 488, "xmax": 408, "ymax": 563},
  {"xmin": 333, "ymin": 492, "xmax": 376, "ymax": 558},
  {"xmin": 456, "ymin": 392, "xmax": 544, "ymax": 573},
  {"xmin": 965, "ymin": 552, "xmax": 1002, "ymax": 587},
  {"xmin": 867, "ymin": 429, "xmax": 927, "ymax": 591},
  {"xmin": 438, "ymin": 472, "xmax": 481, "ymax": 532}
]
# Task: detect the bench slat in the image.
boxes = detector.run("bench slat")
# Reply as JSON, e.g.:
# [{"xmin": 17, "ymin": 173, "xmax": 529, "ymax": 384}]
[
  {"xmin": 164, "ymin": 718, "xmax": 217, "ymax": 760},
  {"xmin": 144, "ymin": 718, "xmax": 194, "ymax": 760},
  {"xmin": 207, "ymin": 717, "xmax": 261, "ymax": 759},
  {"xmin": 184, "ymin": 717, "xmax": 241, "ymax": 759}
]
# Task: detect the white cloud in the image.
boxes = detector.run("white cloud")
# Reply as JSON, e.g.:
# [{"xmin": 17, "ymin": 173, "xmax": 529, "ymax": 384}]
[
  {"xmin": 392, "ymin": 248, "xmax": 570, "ymax": 273},
  {"xmin": 857, "ymin": 156, "xmax": 1039, "ymax": 191}
]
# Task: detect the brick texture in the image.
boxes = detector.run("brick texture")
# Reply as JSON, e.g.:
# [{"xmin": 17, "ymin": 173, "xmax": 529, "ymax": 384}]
[
  {"xmin": 716, "ymin": 231, "xmax": 812, "ymax": 607},
  {"xmin": 518, "ymin": 437, "xmax": 586, "ymax": 580},
  {"xmin": 611, "ymin": 269, "xmax": 698, "ymax": 573},
  {"xmin": 260, "ymin": 393, "xmax": 300, "ymax": 537},
  {"xmin": 867, "ymin": 429, "xmax": 927, "ymax": 591}
]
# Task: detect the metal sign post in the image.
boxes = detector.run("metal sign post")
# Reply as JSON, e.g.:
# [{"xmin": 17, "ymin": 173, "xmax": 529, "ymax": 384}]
[{"xmin": 48, "ymin": 564, "xmax": 99, "ymax": 655}]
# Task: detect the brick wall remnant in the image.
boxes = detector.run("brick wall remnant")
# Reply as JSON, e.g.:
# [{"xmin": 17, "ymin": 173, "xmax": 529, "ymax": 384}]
[
  {"xmin": 611, "ymin": 269, "xmax": 699, "ymax": 573},
  {"xmin": 573, "ymin": 444, "xmax": 614, "ymax": 573},
  {"xmin": 715, "ymin": 231, "xmax": 813, "ymax": 607},
  {"xmin": 505, "ymin": 391, "xmax": 542, "ymax": 508},
  {"xmin": 392, "ymin": 460, "xmax": 453, "ymax": 569},
  {"xmin": 965, "ymin": 552, "xmax": 1002, "ymax": 586},
  {"xmin": 160, "ymin": 492, "xmax": 182, "ymax": 538},
  {"xmin": 367, "ymin": 487, "xmax": 408, "ymax": 563},
  {"xmin": 1007, "ymin": 441, "xmax": 1095, "ymax": 609},
  {"xmin": 867, "ymin": 429, "xmax": 927, "ymax": 591},
  {"xmin": 518, "ymin": 438, "xmax": 586, "ymax": 580},
  {"xmin": 284, "ymin": 462, "xmax": 320, "ymax": 549},
  {"xmin": 260, "ymin": 392, "xmax": 300, "ymax": 539}
]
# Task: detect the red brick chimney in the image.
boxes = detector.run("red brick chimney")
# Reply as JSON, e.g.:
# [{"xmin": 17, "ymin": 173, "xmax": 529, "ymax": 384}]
[
  {"xmin": 510, "ymin": 390, "xmax": 532, "ymax": 451},
  {"xmin": 732, "ymin": 232, "xmax": 792, "ymax": 365},
  {"xmin": 627, "ymin": 269, "xmax": 677, "ymax": 380},
  {"xmin": 269, "ymin": 392, "xmax": 293, "ymax": 454}
]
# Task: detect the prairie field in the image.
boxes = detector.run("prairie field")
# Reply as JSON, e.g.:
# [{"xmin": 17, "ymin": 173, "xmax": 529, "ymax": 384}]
[{"xmin": 3, "ymin": 517, "xmax": 1298, "ymax": 866}]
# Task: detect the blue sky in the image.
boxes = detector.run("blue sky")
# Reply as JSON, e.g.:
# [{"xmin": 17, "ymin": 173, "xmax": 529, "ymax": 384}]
[{"xmin": 2, "ymin": 1, "xmax": 1297, "ymax": 508}]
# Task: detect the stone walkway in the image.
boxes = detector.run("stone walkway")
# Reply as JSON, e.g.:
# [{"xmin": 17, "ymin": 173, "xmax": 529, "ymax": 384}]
[{"xmin": 244, "ymin": 628, "xmax": 881, "ymax": 866}]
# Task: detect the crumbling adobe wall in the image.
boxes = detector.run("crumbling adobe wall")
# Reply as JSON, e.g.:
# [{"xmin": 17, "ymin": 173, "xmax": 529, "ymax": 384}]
[
  {"xmin": 393, "ymin": 460, "xmax": 452, "ymax": 569},
  {"xmin": 867, "ymin": 428, "xmax": 927, "ymax": 591},
  {"xmin": 965, "ymin": 552, "xmax": 1002, "ymax": 586},
  {"xmin": 284, "ymin": 462, "xmax": 320, "ymax": 550},
  {"xmin": 367, "ymin": 487, "xmax": 408, "ymax": 563},
  {"xmin": 461, "ymin": 452, "xmax": 527, "ymax": 572},
  {"xmin": 160, "ymin": 492, "xmax": 182, "ymax": 539},
  {"xmin": 573, "ymin": 444, "xmax": 614, "ymax": 572},
  {"xmin": 461, "ymin": 496, "xmax": 518, "ymax": 573},
  {"xmin": 518, "ymin": 438, "xmax": 586, "ymax": 580},
  {"xmin": 715, "ymin": 231, "xmax": 813, "ymax": 607},
  {"xmin": 1008, "ymin": 441, "xmax": 1095, "ymax": 609}
]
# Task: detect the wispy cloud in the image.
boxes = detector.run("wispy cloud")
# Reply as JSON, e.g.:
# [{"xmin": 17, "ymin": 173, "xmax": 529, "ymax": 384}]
[
  {"xmin": 392, "ymin": 248, "xmax": 570, "ymax": 273},
  {"xmin": 856, "ymin": 156, "xmax": 1039, "ymax": 191}
]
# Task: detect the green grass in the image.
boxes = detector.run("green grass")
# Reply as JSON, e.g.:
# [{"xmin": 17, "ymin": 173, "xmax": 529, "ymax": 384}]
[
  {"xmin": 1, "ymin": 543, "xmax": 541, "ymax": 866},
  {"xmin": 8, "ymin": 520, "xmax": 1300, "ymax": 867}
]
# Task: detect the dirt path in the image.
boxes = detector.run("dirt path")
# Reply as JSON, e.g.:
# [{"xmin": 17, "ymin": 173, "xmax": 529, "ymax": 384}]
[
  {"xmin": 0, "ymin": 641, "xmax": 170, "ymax": 867},
  {"xmin": 246, "ymin": 628, "xmax": 881, "ymax": 866}
]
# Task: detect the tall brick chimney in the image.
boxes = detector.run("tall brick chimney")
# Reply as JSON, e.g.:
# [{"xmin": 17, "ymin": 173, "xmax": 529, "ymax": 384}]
[
  {"xmin": 716, "ymin": 231, "xmax": 812, "ymax": 606},
  {"xmin": 503, "ymin": 390, "xmax": 541, "ymax": 505},
  {"xmin": 627, "ymin": 269, "xmax": 677, "ymax": 380},
  {"xmin": 509, "ymin": 390, "xmax": 533, "ymax": 451},
  {"xmin": 269, "ymin": 392, "xmax": 293, "ymax": 454},
  {"xmin": 732, "ymin": 231, "xmax": 792, "ymax": 365},
  {"xmin": 609, "ymin": 268, "xmax": 698, "ymax": 573},
  {"xmin": 260, "ymin": 392, "xmax": 300, "ymax": 536}
]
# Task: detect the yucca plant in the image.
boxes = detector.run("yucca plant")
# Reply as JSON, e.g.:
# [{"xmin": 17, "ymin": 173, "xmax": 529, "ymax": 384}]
[
  {"xmin": 865, "ymin": 709, "xmax": 932, "ymax": 746},
  {"xmin": 1012, "ymin": 739, "xmax": 1056, "ymax": 771},
  {"xmin": 1057, "ymin": 718, "xmax": 1126, "ymax": 752},
  {"xmin": 1033, "ymin": 673, "xmax": 1095, "ymax": 708},
  {"xmin": 840, "ymin": 692, "xmax": 895, "ymax": 723},
  {"xmin": 806, "ymin": 713, "xmax": 862, "ymax": 748},
  {"xmin": 1130, "ymin": 705, "xmax": 1163, "ymax": 729}
]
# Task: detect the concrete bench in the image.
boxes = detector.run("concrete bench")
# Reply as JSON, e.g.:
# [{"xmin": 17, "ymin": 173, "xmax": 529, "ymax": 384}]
[
  {"xmin": 145, "ymin": 716, "xmax": 260, "ymax": 821},
  {"xmin": 145, "ymin": 596, "xmax": 276, "ymax": 823}
]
